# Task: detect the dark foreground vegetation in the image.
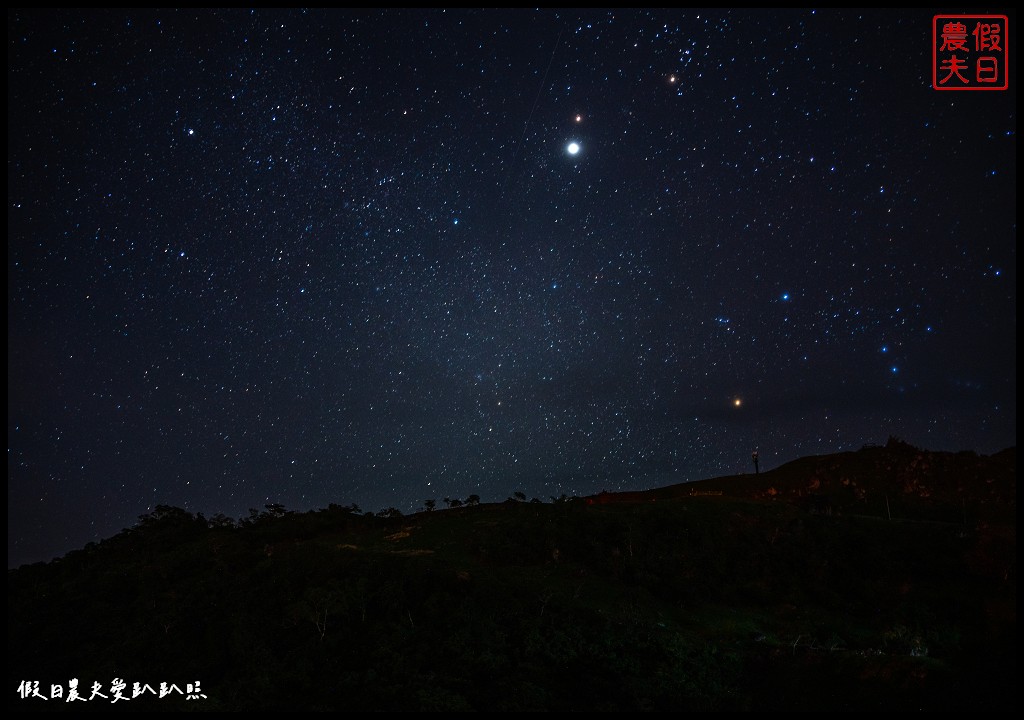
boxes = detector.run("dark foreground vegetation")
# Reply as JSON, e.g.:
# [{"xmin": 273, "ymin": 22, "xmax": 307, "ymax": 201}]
[{"xmin": 8, "ymin": 439, "xmax": 1016, "ymax": 711}]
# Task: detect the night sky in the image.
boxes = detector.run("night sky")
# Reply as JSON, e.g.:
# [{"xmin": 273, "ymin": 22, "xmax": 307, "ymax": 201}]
[{"xmin": 8, "ymin": 9, "xmax": 1016, "ymax": 568}]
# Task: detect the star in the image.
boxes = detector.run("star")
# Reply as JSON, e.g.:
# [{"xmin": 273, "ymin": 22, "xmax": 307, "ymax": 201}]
[{"xmin": 566, "ymin": 142, "xmax": 580, "ymax": 155}]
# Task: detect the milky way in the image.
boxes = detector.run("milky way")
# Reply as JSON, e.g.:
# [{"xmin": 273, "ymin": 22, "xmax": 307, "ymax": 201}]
[{"xmin": 8, "ymin": 8, "xmax": 1016, "ymax": 567}]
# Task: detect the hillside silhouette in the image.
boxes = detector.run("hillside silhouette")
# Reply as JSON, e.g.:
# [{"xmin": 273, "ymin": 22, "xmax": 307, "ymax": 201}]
[{"xmin": 8, "ymin": 439, "xmax": 1016, "ymax": 711}]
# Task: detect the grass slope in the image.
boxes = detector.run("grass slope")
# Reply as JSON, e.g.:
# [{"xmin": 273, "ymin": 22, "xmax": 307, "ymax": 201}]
[{"xmin": 8, "ymin": 442, "xmax": 1016, "ymax": 711}]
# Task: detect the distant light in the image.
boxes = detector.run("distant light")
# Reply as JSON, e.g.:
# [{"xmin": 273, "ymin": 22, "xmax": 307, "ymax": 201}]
[
  {"xmin": 567, "ymin": 142, "xmax": 580, "ymax": 155},
  {"xmin": 453, "ymin": 218, "xmax": 459, "ymax": 225},
  {"xmin": 781, "ymin": 293, "xmax": 790, "ymax": 301},
  {"xmin": 575, "ymin": 114, "xmax": 583, "ymax": 123},
  {"xmin": 733, "ymin": 398, "xmax": 742, "ymax": 407},
  {"xmin": 891, "ymin": 366, "xmax": 898, "ymax": 374}
]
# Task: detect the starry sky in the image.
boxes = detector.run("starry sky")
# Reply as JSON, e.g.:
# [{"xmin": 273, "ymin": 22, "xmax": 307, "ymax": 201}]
[{"xmin": 8, "ymin": 8, "xmax": 1016, "ymax": 568}]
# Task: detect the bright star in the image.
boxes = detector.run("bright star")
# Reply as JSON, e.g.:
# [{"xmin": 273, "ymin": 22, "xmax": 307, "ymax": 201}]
[{"xmin": 567, "ymin": 142, "xmax": 580, "ymax": 155}]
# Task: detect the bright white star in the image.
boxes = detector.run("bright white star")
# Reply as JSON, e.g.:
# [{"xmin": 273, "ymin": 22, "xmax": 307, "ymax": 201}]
[{"xmin": 567, "ymin": 142, "xmax": 580, "ymax": 155}]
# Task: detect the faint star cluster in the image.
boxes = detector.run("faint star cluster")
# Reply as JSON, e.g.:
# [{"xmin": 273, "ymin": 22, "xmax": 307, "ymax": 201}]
[{"xmin": 7, "ymin": 8, "xmax": 1015, "ymax": 567}]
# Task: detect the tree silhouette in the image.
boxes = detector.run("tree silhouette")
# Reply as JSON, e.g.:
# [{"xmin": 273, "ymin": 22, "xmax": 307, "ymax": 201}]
[
  {"xmin": 465, "ymin": 494, "xmax": 480, "ymax": 506},
  {"xmin": 137, "ymin": 504, "xmax": 195, "ymax": 527},
  {"xmin": 264, "ymin": 503, "xmax": 288, "ymax": 518},
  {"xmin": 329, "ymin": 502, "xmax": 362, "ymax": 515},
  {"xmin": 131, "ymin": 505, "xmax": 206, "ymax": 546},
  {"xmin": 208, "ymin": 512, "xmax": 236, "ymax": 529}
]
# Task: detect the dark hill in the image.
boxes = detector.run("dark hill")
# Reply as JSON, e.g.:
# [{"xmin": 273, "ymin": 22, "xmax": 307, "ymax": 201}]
[
  {"xmin": 8, "ymin": 442, "xmax": 1016, "ymax": 712},
  {"xmin": 603, "ymin": 438, "xmax": 1016, "ymax": 523}
]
